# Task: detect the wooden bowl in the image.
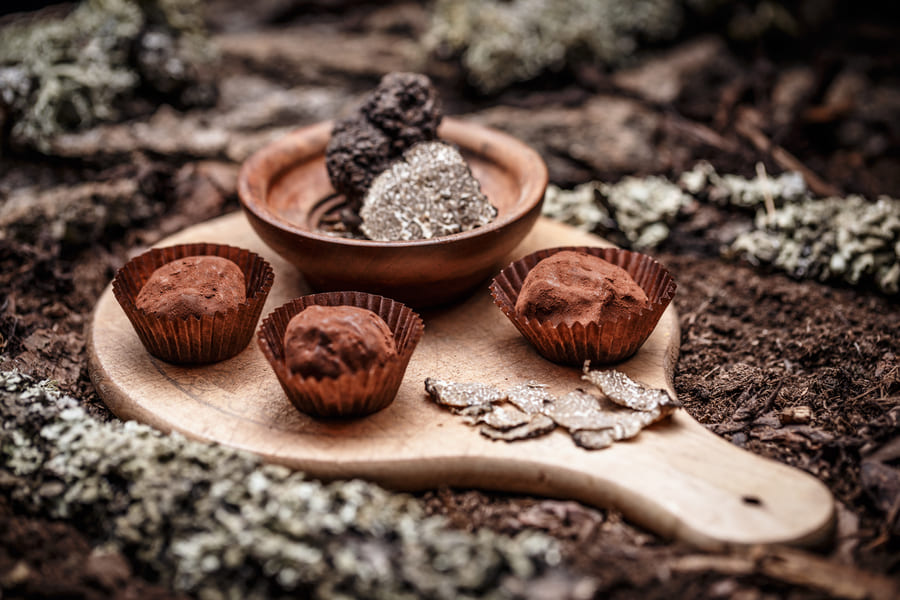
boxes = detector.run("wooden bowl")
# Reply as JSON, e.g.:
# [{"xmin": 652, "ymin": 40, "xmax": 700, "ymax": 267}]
[{"xmin": 238, "ymin": 117, "xmax": 548, "ymax": 307}]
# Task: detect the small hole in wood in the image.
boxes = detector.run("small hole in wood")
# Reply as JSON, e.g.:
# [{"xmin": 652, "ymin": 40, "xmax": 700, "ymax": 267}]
[{"xmin": 742, "ymin": 495, "xmax": 763, "ymax": 506}]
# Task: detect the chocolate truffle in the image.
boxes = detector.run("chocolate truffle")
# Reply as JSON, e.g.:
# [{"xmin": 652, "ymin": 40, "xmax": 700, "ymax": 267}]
[
  {"xmin": 325, "ymin": 72, "xmax": 443, "ymax": 205},
  {"xmin": 515, "ymin": 251, "xmax": 649, "ymax": 326},
  {"xmin": 283, "ymin": 305, "xmax": 397, "ymax": 379},
  {"xmin": 135, "ymin": 255, "xmax": 246, "ymax": 319}
]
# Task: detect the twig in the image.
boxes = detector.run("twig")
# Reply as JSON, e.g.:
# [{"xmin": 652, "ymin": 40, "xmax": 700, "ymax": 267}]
[
  {"xmin": 735, "ymin": 107, "xmax": 841, "ymax": 197},
  {"xmin": 755, "ymin": 162, "xmax": 777, "ymax": 225}
]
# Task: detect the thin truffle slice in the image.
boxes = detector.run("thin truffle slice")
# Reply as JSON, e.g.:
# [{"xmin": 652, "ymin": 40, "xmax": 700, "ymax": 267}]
[
  {"xmin": 284, "ymin": 305, "xmax": 397, "ymax": 379},
  {"xmin": 424, "ymin": 378, "xmax": 505, "ymax": 415},
  {"xmin": 135, "ymin": 255, "xmax": 245, "ymax": 319},
  {"xmin": 515, "ymin": 251, "xmax": 650, "ymax": 326},
  {"xmin": 360, "ymin": 141, "xmax": 497, "ymax": 241},
  {"xmin": 480, "ymin": 414, "xmax": 556, "ymax": 442}
]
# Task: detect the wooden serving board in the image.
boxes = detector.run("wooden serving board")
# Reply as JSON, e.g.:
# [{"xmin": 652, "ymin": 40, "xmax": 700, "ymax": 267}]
[{"xmin": 88, "ymin": 213, "xmax": 835, "ymax": 550}]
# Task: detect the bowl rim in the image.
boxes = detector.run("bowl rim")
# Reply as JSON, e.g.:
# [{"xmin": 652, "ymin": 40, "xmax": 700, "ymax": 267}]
[{"xmin": 237, "ymin": 116, "xmax": 549, "ymax": 249}]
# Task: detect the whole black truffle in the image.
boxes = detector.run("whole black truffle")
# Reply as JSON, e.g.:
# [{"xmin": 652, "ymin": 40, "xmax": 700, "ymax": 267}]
[
  {"xmin": 325, "ymin": 115, "xmax": 393, "ymax": 208},
  {"xmin": 325, "ymin": 72, "xmax": 443, "ymax": 206},
  {"xmin": 361, "ymin": 72, "xmax": 442, "ymax": 153}
]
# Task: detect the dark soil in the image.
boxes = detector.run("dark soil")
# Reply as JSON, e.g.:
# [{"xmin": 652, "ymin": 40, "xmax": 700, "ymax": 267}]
[{"xmin": 1, "ymin": 1, "xmax": 898, "ymax": 598}]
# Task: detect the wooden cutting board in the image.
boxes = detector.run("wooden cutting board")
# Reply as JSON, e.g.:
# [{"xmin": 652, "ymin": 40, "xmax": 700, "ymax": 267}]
[{"xmin": 88, "ymin": 213, "xmax": 835, "ymax": 550}]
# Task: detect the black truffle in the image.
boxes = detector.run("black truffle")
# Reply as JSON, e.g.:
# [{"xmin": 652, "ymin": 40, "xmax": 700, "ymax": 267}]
[
  {"xmin": 325, "ymin": 116, "xmax": 393, "ymax": 209},
  {"xmin": 325, "ymin": 72, "xmax": 443, "ymax": 205},
  {"xmin": 361, "ymin": 72, "xmax": 442, "ymax": 153}
]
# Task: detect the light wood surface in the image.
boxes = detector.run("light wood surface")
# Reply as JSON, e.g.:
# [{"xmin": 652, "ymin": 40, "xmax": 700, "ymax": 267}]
[{"xmin": 88, "ymin": 213, "xmax": 835, "ymax": 550}]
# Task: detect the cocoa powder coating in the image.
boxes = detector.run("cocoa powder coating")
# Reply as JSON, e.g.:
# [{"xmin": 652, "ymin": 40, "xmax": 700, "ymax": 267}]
[
  {"xmin": 283, "ymin": 305, "xmax": 397, "ymax": 379},
  {"xmin": 135, "ymin": 255, "xmax": 246, "ymax": 319},
  {"xmin": 515, "ymin": 251, "xmax": 650, "ymax": 326}
]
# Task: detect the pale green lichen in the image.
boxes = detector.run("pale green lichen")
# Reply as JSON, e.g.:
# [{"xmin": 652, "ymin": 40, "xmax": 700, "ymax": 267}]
[
  {"xmin": 0, "ymin": 0, "xmax": 215, "ymax": 151},
  {"xmin": 1, "ymin": 371, "xmax": 592, "ymax": 599},
  {"xmin": 542, "ymin": 162, "xmax": 900, "ymax": 295},
  {"xmin": 729, "ymin": 194, "xmax": 900, "ymax": 295},
  {"xmin": 426, "ymin": 0, "xmax": 684, "ymax": 93},
  {"xmin": 542, "ymin": 176, "xmax": 693, "ymax": 249},
  {"xmin": 679, "ymin": 160, "xmax": 808, "ymax": 208}
]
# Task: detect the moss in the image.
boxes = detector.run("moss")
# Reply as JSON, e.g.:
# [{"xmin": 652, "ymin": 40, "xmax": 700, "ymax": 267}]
[{"xmin": 0, "ymin": 371, "xmax": 592, "ymax": 599}]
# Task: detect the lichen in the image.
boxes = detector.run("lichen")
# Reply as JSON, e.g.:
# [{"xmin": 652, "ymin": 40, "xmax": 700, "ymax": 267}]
[
  {"xmin": 729, "ymin": 194, "xmax": 900, "ymax": 295},
  {"xmin": 426, "ymin": 0, "xmax": 684, "ymax": 93},
  {"xmin": 1, "ymin": 370, "xmax": 592, "ymax": 599},
  {"xmin": 541, "ymin": 177, "xmax": 693, "ymax": 249},
  {"xmin": 541, "ymin": 162, "xmax": 899, "ymax": 295},
  {"xmin": 0, "ymin": 0, "xmax": 216, "ymax": 152}
]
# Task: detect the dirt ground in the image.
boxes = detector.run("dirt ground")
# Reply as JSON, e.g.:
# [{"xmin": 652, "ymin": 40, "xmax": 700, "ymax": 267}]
[{"xmin": 1, "ymin": 1, "xmax": 898, "ymax": 598}]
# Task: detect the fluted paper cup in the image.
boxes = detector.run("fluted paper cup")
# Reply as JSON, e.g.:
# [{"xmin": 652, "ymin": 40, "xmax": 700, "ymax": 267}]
[
  {"xmin": 113, "ymin": 243, "xmax": 274, "ymax": 365},
  {"xmin": 258, "ymin": 291, "xmax": 424, "ymax": 418},
  {"xmin": 490, "ymin": 246, "xmax": 676, "ymax": 366}
]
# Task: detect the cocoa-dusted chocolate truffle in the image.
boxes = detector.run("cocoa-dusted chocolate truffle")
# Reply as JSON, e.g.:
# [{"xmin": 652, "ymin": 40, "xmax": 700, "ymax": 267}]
[
  {"xmin": 515, "ymin": 251, "xmax": 649, "ymax": 326},
  {"xmin": 283, "ymin": 305, "xmax": 397, "ymax": 379},
  {"xmin": 325, "ymin": 72, "xmax": 443, "ymax": 205},
  {"xmin": 135, "ymin": 255, "xmax": 246, "ymax": 319}
]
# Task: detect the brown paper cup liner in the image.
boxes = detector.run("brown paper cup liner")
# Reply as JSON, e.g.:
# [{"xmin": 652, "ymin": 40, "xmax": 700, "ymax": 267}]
[
  {"xmin": 258, "ymin": 291, "xmax": 425, "ymax": 418},
  {"xmin": 490, "ymin": 246, "xmax": 676, "ymax": 366},
  {"xmin": 112, "ymin": 243, "xmax": 274, "ymax": 365}
]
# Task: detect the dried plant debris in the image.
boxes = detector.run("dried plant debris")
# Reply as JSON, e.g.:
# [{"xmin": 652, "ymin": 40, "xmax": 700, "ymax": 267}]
[
  {"xmin": 1, "ymin": 371, "xmax": 597, "ymax": 599},
  {"xmin": 426, "ymin": 0, "xmax": 685, "ymax": 93},
  {"xmin": 360, "ymin": 141, "xmax": 497, "ymax": 241},
  {"xmin": 424, "ymin": 369, "xmax": 678, "ymax": 449},
  {"xmin": 0, "ymin": 0, "xmax": 216, "ymax": 151}
]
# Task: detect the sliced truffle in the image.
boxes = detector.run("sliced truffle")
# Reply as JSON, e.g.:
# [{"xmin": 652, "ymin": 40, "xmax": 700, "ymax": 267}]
[
  {"xmin": 424, "ymin": 378, "xmax": 505, "ymax": 414},
  {"xmin": 135, "ymin": 255, "xmax": 246, "ymax": 320},
  {"xmin": 360, "ymin": 141, "xmax": 497, "ymax": 241},
  {"xmin": 543, "ymin": 390, "xmax": 619, "ymax": 431},
  {"xmin": 361, "ymin": 72, "xmax": 442, "ymax": 152},
  {"xmin": 515, "ymin": 251, "xmax": 650, "ymax": 326},
  {"xmin": 283, "ymin": 305, "xmax": 397, "ymax": 379},
  {"xmin": 479, "ymin": 404, "xmax": 532, "ymax": 430},
  {"xmin": 480, "ymin": 414, "xmax": 556, "ymax": 442}
]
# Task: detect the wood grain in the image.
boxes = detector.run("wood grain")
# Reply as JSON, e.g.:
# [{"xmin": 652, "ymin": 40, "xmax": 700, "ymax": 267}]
[{"xmin": 88, "ymin": 213, "xmax": 835, "ymax": 550}]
